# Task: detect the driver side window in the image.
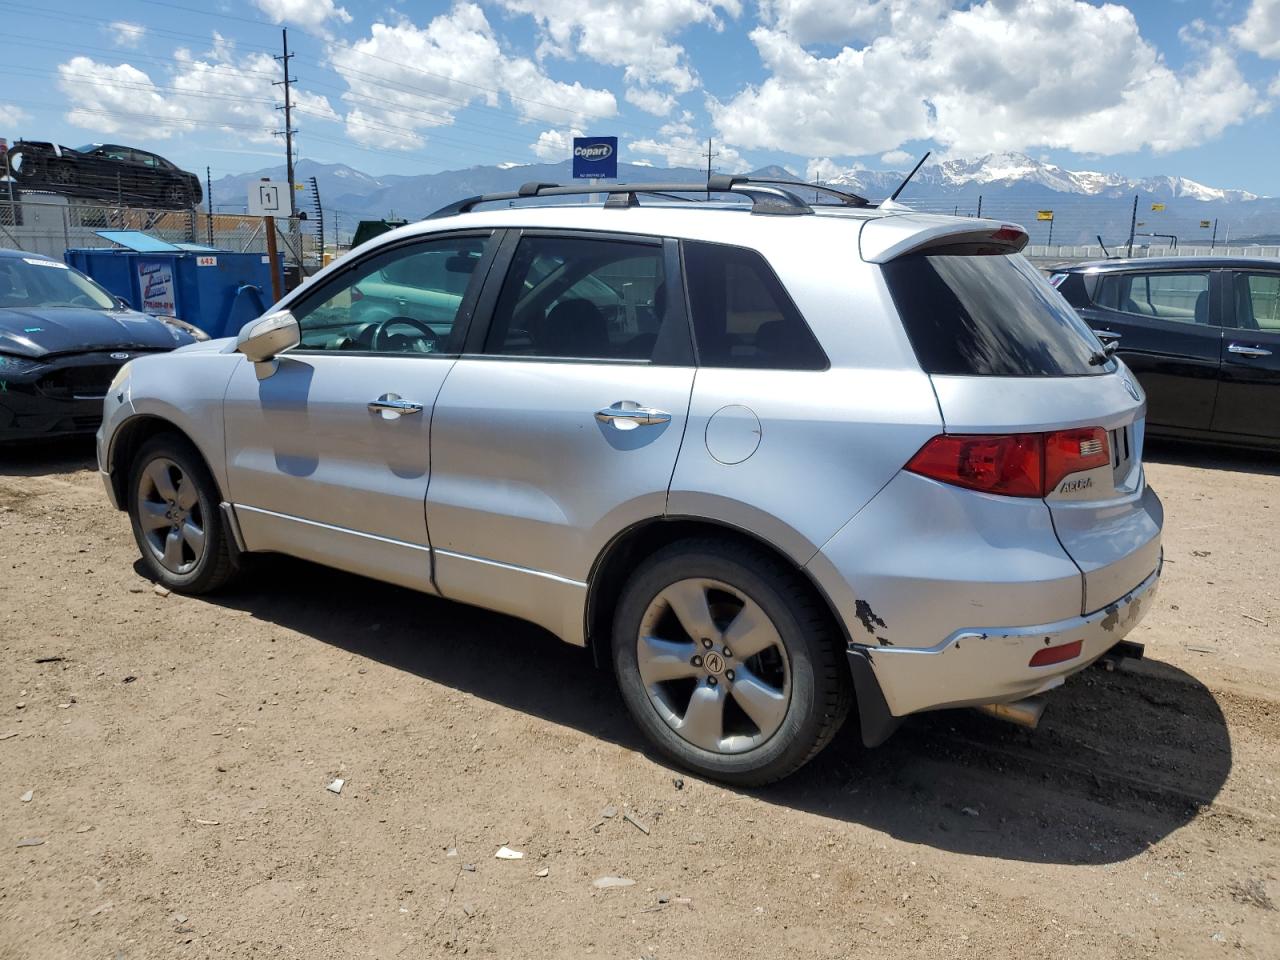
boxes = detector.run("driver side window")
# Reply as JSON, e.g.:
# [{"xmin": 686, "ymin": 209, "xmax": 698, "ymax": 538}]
[{"xmin": 292, "ymin": 235, "xmax": 489, "ymax": 354}]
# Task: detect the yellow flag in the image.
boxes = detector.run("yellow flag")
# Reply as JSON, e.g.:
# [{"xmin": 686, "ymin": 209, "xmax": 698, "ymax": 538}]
[
  {"xmin": 1200, "ymin": 220, "xmax": 1212, "ymax": 228},
  {"xmin": 1151, "ymin": 202, "xmax": 1166, "ymax": 212},
  {"xmin": 1036, "ymin": 210, "xmax": 1054, "ymax": 221}
]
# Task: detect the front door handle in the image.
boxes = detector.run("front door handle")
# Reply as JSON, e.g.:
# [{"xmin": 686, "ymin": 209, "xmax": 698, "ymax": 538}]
[
  {"xmin": 368, "ymin": 393, "xmax": 424, "ymax": 418},
  {"xmin": 595, "ymin": 401, "xmax": 671, "ymax": 427},
  {"xmin": 1228, "ymin": 343, "xmax": 1273, "ymax": 358}
]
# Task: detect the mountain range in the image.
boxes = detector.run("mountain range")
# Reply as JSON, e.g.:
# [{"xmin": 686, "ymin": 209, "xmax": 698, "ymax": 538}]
[{"xmin": 211, "ymin": 152, "xmax": 1277, "ymax": 246}]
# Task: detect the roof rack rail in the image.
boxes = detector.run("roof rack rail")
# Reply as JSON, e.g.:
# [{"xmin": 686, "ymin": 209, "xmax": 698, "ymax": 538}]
[{"xmin": 425, "ymin": 178, "xmax": 820, "ymax": 219}]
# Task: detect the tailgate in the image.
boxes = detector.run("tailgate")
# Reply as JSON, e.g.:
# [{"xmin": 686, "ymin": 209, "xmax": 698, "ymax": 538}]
[{"xmin": 930, "ymin": 370, "xmax": 1163, "ymax": 613}]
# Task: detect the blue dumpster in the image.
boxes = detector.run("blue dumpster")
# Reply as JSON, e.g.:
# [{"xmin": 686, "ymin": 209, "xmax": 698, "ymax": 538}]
[{"xmin": 66, "ymin": 230, "xmax": 283, "ymax": 338}]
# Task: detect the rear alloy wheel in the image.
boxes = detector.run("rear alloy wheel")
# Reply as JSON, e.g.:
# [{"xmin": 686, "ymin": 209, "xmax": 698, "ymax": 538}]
[
  {"xmin": 127, "ymin": 434, "xmax": 235, "ymax": 594},
  {"xmin": 613, "ymin": 540, "xmax": 851, "ymax": 786},
  {"xmin": 163, "ymin": 183, "xmax": 191, "ymax": 208},
  {"xmin": 47, "ymin": 162, "xmax": 75, "ymax": 186}
]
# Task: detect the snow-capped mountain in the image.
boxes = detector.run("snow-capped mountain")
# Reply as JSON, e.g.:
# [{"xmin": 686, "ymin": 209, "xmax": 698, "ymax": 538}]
[{"xmin": 822, "ymin": 152, "xmax": 1260, "ymax": 202}]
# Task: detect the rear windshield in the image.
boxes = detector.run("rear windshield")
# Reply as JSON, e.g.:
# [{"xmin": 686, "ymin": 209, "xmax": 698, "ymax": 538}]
[{"xmin": 881, "ymin": 253, "xmax": 1107, "ymax": 376}]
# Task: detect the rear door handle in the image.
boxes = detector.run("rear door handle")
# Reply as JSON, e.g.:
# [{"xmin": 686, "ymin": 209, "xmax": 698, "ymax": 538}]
[
  {"xmin": 595, "ymin": 401, "xmax": 671, "ymax": 427},
  {"xmin": 1228, "ymin": 343, "xmax": 1273, "ymax": 358},
  {"xmin": 368, "ymin": 393, "xmax": 424, "ymax": 417}
]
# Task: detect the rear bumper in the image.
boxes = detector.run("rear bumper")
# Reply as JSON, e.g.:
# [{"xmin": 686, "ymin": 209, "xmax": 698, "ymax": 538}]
[{"xmin": 855, "ymin": 558, "xmax": 1161, "ymax": 719}]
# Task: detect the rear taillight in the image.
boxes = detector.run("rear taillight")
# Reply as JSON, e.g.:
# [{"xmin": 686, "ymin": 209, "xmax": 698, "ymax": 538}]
[
  {"xmin": 906, "ymin": 428, "xmax": 1111, "ymax": 498},
  {"xmin": 1043, "ymin": 426, "xmax": 1110, "ymax": 491}
]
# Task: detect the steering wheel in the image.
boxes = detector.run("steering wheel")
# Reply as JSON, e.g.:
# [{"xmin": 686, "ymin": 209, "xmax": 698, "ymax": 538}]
[{"xmin": 371, "ymin": 315, "xmax": 440, "ymax": 353}]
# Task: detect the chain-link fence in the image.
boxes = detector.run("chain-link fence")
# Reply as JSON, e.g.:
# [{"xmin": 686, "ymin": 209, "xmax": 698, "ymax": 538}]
[
  {"xmin": 898, "ymin": 194, "xmax": 1276, "ymax": 253},
  {"xmin": 0, "ymin": 197, "xmax": 316, "ymax": 269}
]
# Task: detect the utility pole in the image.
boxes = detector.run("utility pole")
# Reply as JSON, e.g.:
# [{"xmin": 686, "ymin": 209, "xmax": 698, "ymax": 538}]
[
  {"xmin": 976, "ymin": 195, "xmax": 982, "ymax": 219},
  {"xmin": 1126, "ymin": 194, "xmax": 1138, "ymax": 257},
  {"xmin": 205, "ymin": 165, "xmax": 213, "ymax": 246},
  {"xmin": 702, "ymin": 137, "xmax": 718, "ymax": 200},
  {"xmin": 1210, "ymin": 218, "xmax": 1218, "ymax": 251},
  {"xmin": 274, "ymin": 28, "xmax": 297, "ymax": 217}
]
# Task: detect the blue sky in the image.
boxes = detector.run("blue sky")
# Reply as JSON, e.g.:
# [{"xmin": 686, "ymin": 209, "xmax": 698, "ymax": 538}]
[{"xmin": 1, "ymin": 0, "xmax": 1279, "ymax": 193}]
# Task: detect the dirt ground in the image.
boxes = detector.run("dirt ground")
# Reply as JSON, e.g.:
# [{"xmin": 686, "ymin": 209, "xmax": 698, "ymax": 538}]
[{"xmin": 0, "ymin": 438, "xmax": 1277, "ymax": 960}]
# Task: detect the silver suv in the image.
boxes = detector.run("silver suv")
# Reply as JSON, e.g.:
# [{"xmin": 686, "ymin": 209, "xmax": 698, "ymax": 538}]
[{"xmin": 97, "ymin": 178, "xmax": 1163, "ymax": 785}]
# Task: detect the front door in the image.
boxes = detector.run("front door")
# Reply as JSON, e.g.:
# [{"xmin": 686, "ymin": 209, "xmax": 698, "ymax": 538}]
[
  {"xmin": 426, "ymin": 230, "xmax": 695, "ymax": 643},
  {"xmin": 1213, "ymin": 270, "xmax": 1280, "ymax": 440},
  {"xmin": 1079, "ymin": 267, "xmax": 1222, "ymax": 431},
  {"xmin": 221, "ymin": 231, "xmax": 495, "ymax": 592}
]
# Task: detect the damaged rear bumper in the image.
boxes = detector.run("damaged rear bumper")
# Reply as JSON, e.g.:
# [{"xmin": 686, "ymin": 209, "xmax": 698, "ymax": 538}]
[{"xmin": 848, "ymin": 559, "xmax": 1161, "ymax": 742}]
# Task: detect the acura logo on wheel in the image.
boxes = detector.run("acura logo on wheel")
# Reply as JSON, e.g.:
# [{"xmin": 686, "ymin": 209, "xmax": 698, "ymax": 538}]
[{"xmin": 703, "ymin": 652, "xmax": 725, "ymax": 674}]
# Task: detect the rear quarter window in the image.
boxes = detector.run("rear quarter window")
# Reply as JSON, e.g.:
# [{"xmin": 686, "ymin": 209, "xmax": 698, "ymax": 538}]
[{"xmin": 881, "ymin": 253, "xmax": 1106, "ymax": 377}]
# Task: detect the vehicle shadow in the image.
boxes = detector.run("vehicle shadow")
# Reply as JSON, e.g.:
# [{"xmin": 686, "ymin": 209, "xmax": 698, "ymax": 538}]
[
  {"xmin": 199, "ymin": 555, "xmax": 1231, "ymax": 867},
  {"xmin": 0, "ymin": 436, "xmax": 98, "ymax": 476},
  {"xmin": 1145, "ymin": 437, "xmax": 1280, "ymax": 477}
]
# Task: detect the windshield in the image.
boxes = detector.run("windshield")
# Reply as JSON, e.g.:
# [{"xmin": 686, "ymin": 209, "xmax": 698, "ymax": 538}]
[
  {"xmin": 0, "ymin": 257, "xmax": 117, "ymax": 310},
  {"xmin": 881, "ymin": 252, "xmax": 1108, "ymax": 377}
]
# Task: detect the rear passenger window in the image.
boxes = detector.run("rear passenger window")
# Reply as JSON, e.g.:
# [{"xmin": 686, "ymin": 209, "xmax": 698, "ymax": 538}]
[
  {"xmin": 483, "ymin": 235, "xmax": 689, "ymax": 363},
  {"xmin": 1097, "ymin": 271, "xmax": 1211, "ymax": 324},
  {"xmin": 1235, "ymin": 274, "xmax": 1280, "ymax": 331},
  {"xmin": 682, "ymin": 241, "xmax": 826, "ymax": 370}
]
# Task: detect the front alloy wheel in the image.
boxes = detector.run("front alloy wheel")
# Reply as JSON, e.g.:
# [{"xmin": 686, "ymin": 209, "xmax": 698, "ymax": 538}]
[
  {"xmin": 127, "ymin": 434, "xmax": 236, "ymax": 594},
  {"xmin": 136, "ymin": 457, "xmax": 206, "ymax": 575}
]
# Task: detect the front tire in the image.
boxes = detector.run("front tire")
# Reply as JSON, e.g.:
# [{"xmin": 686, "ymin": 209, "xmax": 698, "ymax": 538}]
[
  {"xmin": 612, "ymin": 538, "xmax": 852, "ymax": 786},
  {"xmin": 127, "ymin": 434, "xmax": 235, "ymax": 594}
]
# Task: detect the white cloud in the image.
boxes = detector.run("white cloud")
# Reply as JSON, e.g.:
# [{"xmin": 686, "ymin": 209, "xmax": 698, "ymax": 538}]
[
  {"xmin": 108, "ymin": 21, "xmax": 147, "ymax": 48},
  {"xmin": 880, "ymin": 149, "xmax": 911, "ymax": 166},
  {"xmin": 626, "ymin": 86, "xmax": 677, "ymax": 116},
  {"xmin": 254, "ymin": 0, "xmax": 352, "ymax": 32},
  {"xmin": 56, "ymin": 37, "xmax": 338, "ymax": 145},
  {"xmin": 713, "ymin": 0, "xmax": 1264, "ymax": 158},
  {"xmin": 1235, "ymin": 0, "xmax": 1280, "ymax": 57},
  {"xmin": 58, "ymin": 57, "xmax": 188, "ymax": 140},
  {"xmin": 758, "ymin": 0, "xmax": 948, "ymax": 46},
  {"xmin": 627, "ymin": 113, "xmax": 742, "ymax": 170},
  {"xmin": 0, "ymin": 103, "xmax": 30, "ymax": 127},
  {"xmin": 328, "ymin": 4, "xmax": 616, "ymax": 151},
  {"xmin": 804, "ymin": 157, "xmax": 842, "ymax": 182},
  {"xmin": 530, "ymin": 126, "xmax": 583, "ymax": 161},
  {"xmin": 495, "ymin": 0, "xmax": 738, "ymax": 94}
]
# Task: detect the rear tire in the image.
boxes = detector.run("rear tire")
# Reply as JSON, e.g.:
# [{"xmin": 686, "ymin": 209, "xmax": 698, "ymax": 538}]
[
  {"xmin": 127, "ymin": 434, "xmax": 236, "ymax": 594},
  {"xmin": 611, "ymin": 538, "xmax": 851, "ymax": 786}
]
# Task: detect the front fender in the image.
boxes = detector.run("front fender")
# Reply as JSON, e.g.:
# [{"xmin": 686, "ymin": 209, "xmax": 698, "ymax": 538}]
[{"xmin": 99, "ymin": 351, "xmax": 242, "ymax": 502}]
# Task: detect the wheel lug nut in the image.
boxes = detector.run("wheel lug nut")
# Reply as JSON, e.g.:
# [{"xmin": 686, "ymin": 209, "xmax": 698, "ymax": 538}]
[
  {"xmin": 725, "ymin": 669, "xmax": 734, "ymax": 682},
  {"xmin": 723, "ymin": 647, "xmax": 733, "ymax": 659},
  {"xmin": 691, "ymin": 655, "xmax": 703, "ymax": 667},
  {"xmin": 701, "ymin": 638, "xmax": 712, "ymax": 649},
  {"xmin": 707, "ymin": 677, "xmax": 717, "ymax": 687}
]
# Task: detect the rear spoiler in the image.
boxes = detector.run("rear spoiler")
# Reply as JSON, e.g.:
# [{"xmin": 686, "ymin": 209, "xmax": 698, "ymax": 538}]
[{"xmin": 859, "ymin": 218, "xmax": 1028, "ymax": 263}]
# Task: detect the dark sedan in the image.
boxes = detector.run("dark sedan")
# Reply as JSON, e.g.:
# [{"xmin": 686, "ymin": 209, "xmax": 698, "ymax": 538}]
[
  {"xmin": 6, "ymin": 141, "xmax": 202, "ymax": 209},
  {"xmin": 0, "ymin": 249, "xmax": 206, "ymax": 443},
  {"xmin": 1052, "ymin": 257, "xmax": 1280, "ymax": 450}
]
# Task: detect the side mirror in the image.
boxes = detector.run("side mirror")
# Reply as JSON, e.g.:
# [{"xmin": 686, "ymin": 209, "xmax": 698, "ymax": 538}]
[
  {"xmin": 115, "ymin": 295, "xmax": 131, "ymax": 309},
  {"xmin": 236, "ymin": 310, "xmax": 299, "ymax": 378}
]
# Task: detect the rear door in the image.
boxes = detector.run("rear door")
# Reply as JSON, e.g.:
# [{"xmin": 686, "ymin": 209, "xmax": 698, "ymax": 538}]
[
  {"xmin": 1073, "ymin": 267, "xmax": 1222, "ymax": 431},
  {"xmin": 425, "ymin": 229, "xmax": 695, "ymax": 644},
  {"xmin": 1212, "ymin": 269, "xmax": 1280, "ymax": 440},
  {"xmin": 882, "ymin": 251, "xmax": 1162, "ymax": 614}
]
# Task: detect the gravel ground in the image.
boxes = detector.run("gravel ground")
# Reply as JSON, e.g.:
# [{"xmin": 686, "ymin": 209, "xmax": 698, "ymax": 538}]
[{"xmin": 1, "ymin": 438, "xmax": 1277, "ymax": 959}]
